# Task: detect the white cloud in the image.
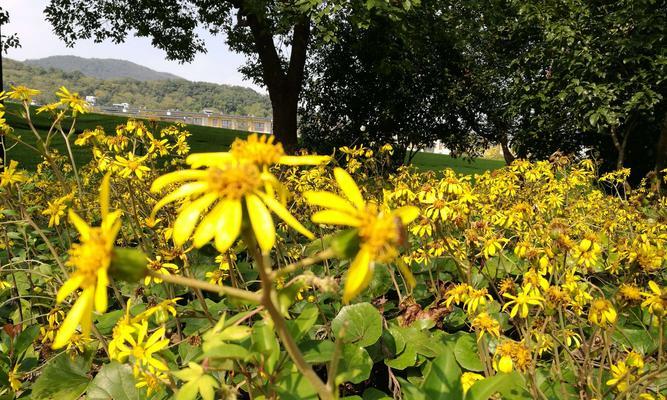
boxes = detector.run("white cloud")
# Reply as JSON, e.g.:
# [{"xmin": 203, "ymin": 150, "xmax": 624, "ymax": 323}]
[{"xmin": 3, "ymin": 0, "xmax": 265, "ymax": 92}]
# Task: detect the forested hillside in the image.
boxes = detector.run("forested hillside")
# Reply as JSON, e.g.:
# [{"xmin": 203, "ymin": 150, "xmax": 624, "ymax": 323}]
[
  {"xmin": 4, "ymin": 58, "xmax": 272, "ymax": 116},
  {"xmin": 24, "ymin": 55, "xmax": 184, "ymax": 81}
]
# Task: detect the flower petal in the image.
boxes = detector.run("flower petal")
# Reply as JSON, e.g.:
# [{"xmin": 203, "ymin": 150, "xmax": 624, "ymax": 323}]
[
  {"xmin": 334, "ymin": 168, "xmax": 365, "ymax": 209},
  {"xmin": 342, "ymin": 248, "xmax": 373, "ymax": 303},
  {"xmin": 52, "ymin": 287, "xmax": 94, "ymax": 349},
  {"xmin": 186, "ymin": 152, "xmax": 234, "ymax": 168},
  {"xmin": 304, "ymin": 191, "xmax": 357, "ymax": 214},
  {"xmin": 246, "ymin": 194, "xmax": 275, "ymax": 253},
  {"xmin": 68, "ymin": 210, "xmax": 91, "ymax": 240},
  {"xmin": 95, "ymin": 268, "xmax": 109, "ymax": 313},
  {"xmin": 56, "ymin": 274, "xmax": 85, "ymax": 303},
  {"xmin": 311, "ymin": 210, "xmax": 361, "ymax": 227},
  {"xmin": 193, "ymin": 201, "xmax": 226, "ymax": 248},
  {"xmin": 150, "ymin": 169, "xmax": 207, "ymax": 192},
  {"xmin": 393, "ymin": 206, "xmax": 420, "ymax": 225},
  {"xmin": 215, "ymin": 200, "xmax": 242, "ymax": 253},
  {"xmin": 258, "ymin": 192, "xmax": 314, "ymax": 239},
  {"xmin": 172, "ymin": 193, "xmax": 218, "ymax": 246},
  {"xmin": 278, "ymin": 155, "xmax": 331, "ymax": 166}
]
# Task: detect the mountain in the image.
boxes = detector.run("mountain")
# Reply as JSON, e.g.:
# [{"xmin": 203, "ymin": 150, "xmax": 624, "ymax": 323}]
[
  {"xmin": 24, "ymin": 55, "xmax": 185, "ymax": 82},
  {"xmin": 3, "ymin": 58, "xmax": 272, "ymax": 117}
]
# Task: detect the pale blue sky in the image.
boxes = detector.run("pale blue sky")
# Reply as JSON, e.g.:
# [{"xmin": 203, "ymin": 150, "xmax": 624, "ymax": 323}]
[{"xmin": 3, "ymin": 0, "xmax": 263, "ymax": 92}]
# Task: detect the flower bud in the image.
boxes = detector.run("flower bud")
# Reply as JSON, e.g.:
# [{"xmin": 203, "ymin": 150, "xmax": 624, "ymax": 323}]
[{"xmin": 109, "ymin": 247, "xmax": 148, "ymax": 282}]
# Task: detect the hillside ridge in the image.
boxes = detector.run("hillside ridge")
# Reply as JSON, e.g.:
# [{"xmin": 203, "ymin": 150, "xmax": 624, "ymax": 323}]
[{"xmin": 24, "ymin": 55, "xmax": 184, "ymax": 82}]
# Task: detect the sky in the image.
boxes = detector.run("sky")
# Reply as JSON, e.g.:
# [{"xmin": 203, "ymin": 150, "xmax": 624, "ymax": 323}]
[{"xmin": 2, "ymin": 0, "xmax": 263, "ymax": 92}]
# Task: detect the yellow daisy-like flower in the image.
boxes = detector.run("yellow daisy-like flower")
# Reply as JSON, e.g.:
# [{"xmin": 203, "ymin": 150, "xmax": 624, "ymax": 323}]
[
  {"xmin": 502, "ymin": 286, "xmax": 544, "ymax": 318},
  {"xmin": 7, "ymin": 85, "xmax": 40, "ymax": 102},
  {"xmin": 588, "ymin": 298, "xmax": 617, "ymax": 327},
  {"xmin": 471, "ymin": 312, "xmax": 501, "ymax": 342},
  {"xmin": 114, "ymin": 153, "xmax": 151, "ymax": 180},
  {"xmin": 113, "ymin": 320, "xmax": 169, "ymax": 373},
  {"xmin": 151, "ymin": 151, "xmax": 317, "ymax": 254},
  {"xmin": 641, "ymin": 281, "xmax": 666, "ymax": 317},
  {"xmin": 42, "ymin": 199, "xmax": 67, "ymax": 227},
  {"xmin": 606, "ymin": 361, "xmax": 634, "ymax": 392},
  {"xmin": 0, "ymin": 160, "xmax": 27, "ymax": 187},
  {"xmin": 461, "ymin": 372, "xmax": 484, "ymax": 394},
  {"xmin": 188, "ymin": 133, "xmax": 330, "ymax": 169},
  {"xmin": 144, "ymin": 256, "xmax": 179, "ymax": 285},
  {"xmin": 53, "ymin": 174, "xmax": 121, "ymax": 349},
  {"xmin": 305, "ymin": 168, "xmax": 419, "ymax": 303},
  {"xmin": 56, "ymin": 86, "xmax": 90, "ymax": 114}
]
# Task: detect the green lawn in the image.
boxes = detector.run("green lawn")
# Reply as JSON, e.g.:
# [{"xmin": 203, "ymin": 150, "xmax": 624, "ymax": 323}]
[
  {"xmin": 3, "ymin": 103, "xmax": 504, "ymax": 174},
  {"xmin": 410, "ymin": 152, "xmax": 505, "ymax": 175}
]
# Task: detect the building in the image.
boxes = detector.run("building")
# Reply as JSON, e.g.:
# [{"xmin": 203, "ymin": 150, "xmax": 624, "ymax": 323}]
[{"xmin": 95, "ymin": 106, "xmax": 273, "ymax": 134}]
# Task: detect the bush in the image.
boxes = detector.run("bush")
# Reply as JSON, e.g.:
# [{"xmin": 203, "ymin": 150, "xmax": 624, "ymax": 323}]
[{"xmin": 0, "ymin": 86, "xmax": 666, "ymax": 400}]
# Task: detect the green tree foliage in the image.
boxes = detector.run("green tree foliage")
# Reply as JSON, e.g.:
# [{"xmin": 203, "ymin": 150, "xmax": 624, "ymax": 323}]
[
  {"xmin": 3, "ymin": 59, "xmax": 271, "ymax": 116},
  {"xmin": 44, "ymin": 0, "xmax": 419, "ymax": 152},
  {"xmin": 509, "ymin": 0, "xmax": 666, "ymax": 177},
  {"xmin": 300, "ymin": 0, "xmax": 484, "ymax": 163}
]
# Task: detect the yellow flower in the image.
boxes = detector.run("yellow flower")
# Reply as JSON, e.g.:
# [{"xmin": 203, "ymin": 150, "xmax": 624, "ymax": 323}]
[
  {"xmin": 151, "ymin": 154, "xmax": 315, "ymax": 254},
  {"xmin": 42, "ymin": 199, "xmax": 67, "ymax": 227},
  {"xmin": 480, "ymin": 237, "xmax": 506, "ymax": 259},
  {"xmin": 503, "ymin": 286, "xmax": 544, "ymax": 318},
  {"xmin": 56, "ymin": 86, "xmax": 90, "ymax": 114},
  {"xmin": 461, "ymin": 372, "xmax": 484, "ymax": 394},
  {"xmin": 114, "ymin": 153, "xmax": 151, "ymax": 180},
  {"xmin": 8, "ymin": 364, "xmax": 22, "ymax": 392},
  {"xmin": 588, "ymin": 298, "xmax": 617, "ymax": 327},
  {"xmin": 0, "ymin": 279, "xmax": 12, "ymax": 290},
  {"xmin": 471, "ymin": 312, "xmax": 501, "ymax": 342},
  {"xmin": 113, "ymin": 320, "xmax": 169, "ymax": 374},
  {"xmin": 305, "ymin": 168, "xmax": 419, "ymax": 303},
  {"xmin": 0, "ymin": 160, "xmax": 27, "ymax": 187},
  {"xmin": 135, "ymin": 368, "xmax": 168, "ymax": 396},
  {"xmin": 144, "ymin": 256, "xmax": 179, "ymax": 285},
  {"xmin": 606, "ymin": 361, "xmax": 634, "ymax": 392},
  {"xmin": 573, "ymin": 238, "xmax": 601, "ymax": 269},
  {"xmin": 641, "ymin": 281, "xmax": 666, "ymax": 316},
  {"xmin": 189, "ymin": 133, "xmax": 330, "ymax": 168},
  {"xmin": 53, "ymin": 174, "xmax": 121, "ymax": 349},
  {"xmin": 7, "ymin": 85, "xmax": 40, "ymax": 102},
  {"xmin": 493, "ymin": 340, "xmax": 531, "ymax": 373},
  {"xmin": 464, "ymin": 288, "xmax": 492, "ymax": 314}
]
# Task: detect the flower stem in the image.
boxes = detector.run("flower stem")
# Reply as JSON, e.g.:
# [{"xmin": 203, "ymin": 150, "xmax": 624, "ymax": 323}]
[
  {"xmin": 243, "ymin": 229, "xmax": 334, "ymax": 400},
  {"xmin": 149, "ymin": 270, "xmax": 261, "ymax": 303}
]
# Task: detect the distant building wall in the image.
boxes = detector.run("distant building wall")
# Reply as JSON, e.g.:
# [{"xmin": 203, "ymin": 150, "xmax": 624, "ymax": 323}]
[{"xmin": 94, "ymin": 106, "xmax": 273, "ymax": 134}]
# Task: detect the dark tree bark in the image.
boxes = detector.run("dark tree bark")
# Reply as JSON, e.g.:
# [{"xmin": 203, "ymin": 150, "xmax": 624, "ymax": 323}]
[
  {"xmin": 655, "ymin": 112, "xmax": 667, "ymax": 191},
  {"xmin": 244, "ymin": 7, "xmax": 310, "ymax": 153},
  {"xmin": 499, "ymin": 134, "xmax": 516, "ymax": 165}
]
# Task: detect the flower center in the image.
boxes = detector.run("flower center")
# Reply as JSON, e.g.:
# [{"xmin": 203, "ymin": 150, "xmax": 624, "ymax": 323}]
[
  {"xmin": 67, "ymin": 228, "xmax": 111, "ymax": 287},
  {"xmin": 231, "ymin": 134, "xmax": 284, "ymax": 166},
  {"xmin": 206, "ymin": 163, "xmax": 261, "ymax": 200}
]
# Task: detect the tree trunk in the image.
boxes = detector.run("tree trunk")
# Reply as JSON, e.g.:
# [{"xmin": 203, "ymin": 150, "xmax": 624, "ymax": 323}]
[
  {"xmin": 242, "ymin": 4, "xmax": 310, "ymax": 154},
  {"xmin": 655, "ymin": 112, "xmax": 667, "ymax": 191},
  {"xmin": 610, "ymin": 126, "xmax": 629, "ymax": 170},
  {"xmin": 271, "ymin": 93, "xmax": 298, "ymax": 152},
  {"xmin": 499, "ymin": 134, "xmax": 515, "ymax": 165}
]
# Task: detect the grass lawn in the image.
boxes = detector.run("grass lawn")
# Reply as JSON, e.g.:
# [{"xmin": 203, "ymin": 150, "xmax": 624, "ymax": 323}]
[{"xmin": 3, "ymin": 103, "xmax": 505, "ymax": 175}]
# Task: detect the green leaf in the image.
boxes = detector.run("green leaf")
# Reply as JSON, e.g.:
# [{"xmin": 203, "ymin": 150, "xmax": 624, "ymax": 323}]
[
  {"xmin": 467, "ymin": 372, "xmax": 531, "ymax": 400},
  {"xmin": 332, "ymin": 302, "xmax": 382, "ymax": 347},
  {"xmin": 336, "ymin": 345, "xmax": 373, "ymax": 385},
  {"xmin": 202, "ymin": 343, "xmax": 250, "ymax": 360},
  {"xmin": 251, "ymin": 321, "xmax": 280, "ymax": 374},
  {"xmin": 14, "ymin": 324, "xmax": 40, "ymax": 357},
  {"xmin": 301, "ymin": 340, "xmax": 335, "ymax": 364},
  {"xmin": 272, "ymin": 362, "xmax": 318, "ymax": 400},
  {"xmin": 454, "ymin": 334, "xmax": 484, "ymax": 372},
  {"xmin": 362, "ymin": 388, "xmax": 392, "ymax": 400},
  {"xmin": 420, "ymin": 351, "xmax": 463, "ymax": 400},
  {"xmin": 30, "ymin": 350, "xmax": 94, "ymax": 400},
  {"xmin": 86, "ymin": 361, "xmax": 146, "ymax": 400},
  {"xmin": 286, "ymin": 303, "xmax": 319, "ymax": 341}
]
